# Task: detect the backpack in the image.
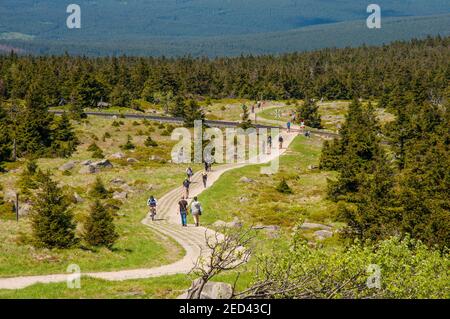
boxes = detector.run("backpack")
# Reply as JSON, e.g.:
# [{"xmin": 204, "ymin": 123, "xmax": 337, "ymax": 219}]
[{"xmin": 148, "ymin": 198, "xmax": 157, "ymax": 207}]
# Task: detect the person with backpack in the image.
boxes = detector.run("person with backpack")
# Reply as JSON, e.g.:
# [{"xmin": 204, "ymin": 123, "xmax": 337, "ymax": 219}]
[
  {"xmin": 147, "ymin": 195, "xmax": 158, "ymax": 221},
  {"xmin": 287, "ymin": 121, "xmax": 291, "ymax": 133},
  {"xmin": 279, "ymin": 135, "xmax": 284, "ymax": 149},
  {"xmin": 190, "ymin": 196, "xmax": 203, "ymax": 227},
  {"xmin": 202, "ymin": 171, "xmax": 208, "ymax": 188},
  {"xmin": 186, "ymin": 167, "xmax": 194, "ymax": 181},
  {"xmin": 183, "ymin": 178, "xmax": 191, "ymax": 198},
  {"xmin": 178, "ymin": 196, "xmax": 189, "ymax": 227}
]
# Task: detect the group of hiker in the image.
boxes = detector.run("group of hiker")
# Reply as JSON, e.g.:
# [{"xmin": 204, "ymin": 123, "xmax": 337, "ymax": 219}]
[{"xmin": 147, "ymin": 165, "xmax": 206, "ymax": 227}]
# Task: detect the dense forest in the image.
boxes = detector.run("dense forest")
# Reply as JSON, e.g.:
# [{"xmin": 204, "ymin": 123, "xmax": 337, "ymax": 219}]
[
  {"xmin": 0, "ymin": 36, "xmax": 449, "ymax": 250},
  {"xmin": 0, "ymin": 36, "xmax": 448, "ymax": 105}
]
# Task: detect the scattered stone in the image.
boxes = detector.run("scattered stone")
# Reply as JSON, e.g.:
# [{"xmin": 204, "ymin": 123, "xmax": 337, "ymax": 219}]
[
  {"xmin": 80, "ymin": 160, "xmax": 92, "ymax": 166},
  {"xmin": 127, "ymin": 158, "xmax": 139, "ymax": 163},
  {"xmin": 212, "ymin": 217, "xmax": 242, "ymax": 229},
  {"xmin": 18, "ymin": 202, "xmax": 32, "ymax": 217},
  {"xmin": 177, "ymin": 279, "xmax": 233, "ymax": 299},
  {"xmin": 314, "ymin": 230, "xmax": 333, "ymax": 241},
  {"xmin": 59, "ymin": 161, "xmax": 76, "ymax": 172},
  {"xmin": 308, "ymin": 164, "xmax": 319, "ymax": 171},
  {"xmin": 113, "ymin": 191, "xmax": 128, "ymax": 201},
  {"xmin": 110, "ymin": 178, "xmax": 126, "ymax": 185},
  {"xmin": 109, "ymin": 152, "xmax": 125, "ymax": 159},
  {"xmin": 252, "ymin": 225, "xmax": 280, "ymax": 231},
  {"xmin": 239, "ymin": 197, "xmax": 249, "ymax": 203},
  {"xmin": 300, "ymin": 222, "xmax": 332, "ymax": 231},
  {"xmin": 147, "ymin": 184, "xmax": 154, "ymax": 191},
  {"xmin": 73, "ymin": 192, "xmax": 84, "ymax": 203},
  {"xmin": 79, "ymin": 165, "xmax": 98, "ymax": 174},
  {"xmin": 120, "ymin": 184, "xmax": 134, "ymax": 192},
  {"xmin": 239, "ymin": 176, "xmax": 254, "ymax": 183},
  {"xmin": 149, "ymin": 155, "xmax": 165, "ymax": 162}
]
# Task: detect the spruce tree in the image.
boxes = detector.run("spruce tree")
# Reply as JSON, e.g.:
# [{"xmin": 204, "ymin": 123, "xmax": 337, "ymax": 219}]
[
  {"xmin": 239, "ymin": 104, "xmax": 254, "ymax": 129},
  {"xmin": 50, "ymin": 113, "xmax": 78, "ymax": 157},
  {"xmin": 170, "ymin": 95, "xmax": 186, "ymax": 117},
  {"xmin": 89, "ymin": 177, "xmax": 110, "ymax": 199},
  {"xmin": 31, "ymin": 172, "xmax": 78, "ymax": 249},
  {"xmin": 83, "ymin": 200, "xmax": 119, "ymax": 249},
  {"xmin": 297, "ymin": 98, "xmax": 322, "ymax": 129},
  {"xmin": 144, "ymin": 135, "xmax": 158, "ymax": 147},
  {"xmin": 183, "ymin": 99, "xmax": 205, "ymax": 127},
  {"xmin": 0, "ymin": 101, "xmax": 11, "ymax": 169}
]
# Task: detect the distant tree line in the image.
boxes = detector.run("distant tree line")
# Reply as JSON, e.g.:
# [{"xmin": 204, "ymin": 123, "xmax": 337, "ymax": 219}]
[{"xmin": 0, "ymin": 36, "xmax": 448, "ymax": 106}]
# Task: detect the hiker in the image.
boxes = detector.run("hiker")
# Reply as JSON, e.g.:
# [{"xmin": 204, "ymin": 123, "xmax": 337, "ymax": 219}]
[
  {"xmin": 178, "ymin": 196, "xmax": 189, "ymax": 227},
  {"xmin": 305, "ymin": 130, "xmax": 311, "ymax": 138},
  {"xmin": 287, "ymin": 121, "xmax": 291, "ymax": 133},
  {"xmin": 190, "ymin": 196, "xmax": 203, "ymax": 227},
  {"xmin": 183, "ymin": 178, "xmax": 191, "ymax": 198},
  {"xmin": 251, "ymin": 105, "xmax": 255, "ymax": 113},
  {"xmin": 186, "ymin": 167, "xmax": 194, "ymax": 181},
  {"xmin": 279, "ymin": 135, "xmax": 284, "ymax": 149},
  {"xmin": 202, "ymin": 171, "xmax": 208, "ymax": 188},
  {"xmin": 147, "ymin": 195, "xmax": 158, "ymax": 221}
]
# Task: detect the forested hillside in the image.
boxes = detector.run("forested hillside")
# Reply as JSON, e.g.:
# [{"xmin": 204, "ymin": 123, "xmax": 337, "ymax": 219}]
[
  {"xmin": 0, "ymin": 1, "xmax": 449, "ymax": 56},
  {"xmin": 0, "ymin": 36, "xmax": 448, "ymax": 106}
]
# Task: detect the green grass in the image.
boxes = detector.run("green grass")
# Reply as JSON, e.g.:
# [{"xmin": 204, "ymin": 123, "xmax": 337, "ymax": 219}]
[
  {"xmin": 0, "ymin": 116, "xmax": 195, "ymax": 277},
  {"xmin": 199, "ymin": 135, "xmax": 339, "ymax": 233}
]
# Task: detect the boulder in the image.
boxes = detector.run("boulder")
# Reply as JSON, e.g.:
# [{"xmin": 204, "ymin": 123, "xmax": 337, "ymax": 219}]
[
  {"xmin": 79, "ymin": 165, "xmax": 98, "ymax": 174},
  {"xmin": 239, "ymin": 197, "xmax": 249, "ymax": 203},
  {"xmin": 113, "ymin": 191, "xmax": 128, "ymax": 201},
  {"xmin": 300, "ymin": 222, "xmax": 332, "ymax": 231},
  {"xmin": 73, "ymin": 192, "xmax": 84, "ymax": 203},
  {"xmin": 59, "ymin": 161, "xmax": 76, "ymax": 172},
  {"xmin": 177, "ymin": 279, "xmax": 233, "ymax": 299},
  {"xmin": 80, "ymin": 160, "xmax": 92, "ymax": 166},
  {"xmin": 110, "ymin": 178, "xmax": 126, "ymax": 185},
  {"xmin": 308, "ymin": 165, "xmax": 319, "ymax": 171},
  {"xmin": 127, "ymin": 158, "xmax": 139, "ymax": 163},
  {"xmin": 92, "ymin": 159, "xmax": 113, "ymax": 169},
  {"xmin": 314, "ymin": 230, "xmax": 333, "ymax": 241},
  {"xmin": 18, "ymin": 202, "xmax": 32, "ymax": 217},
  {"xmin": 252, "ymin": 225, "xmax": 280, "ymax": 231},
  {"xmin": 239, "ymin": 176, "xmax": 254, "ymax": 183},
  {"xmin": 212, "ymin": 217, "xmax": 242, "ymax": 229},
  {"xmin": 109, "ymin": 152, "xmax": 125, "ymax": 159},
  {"xmin": 149, "ymin": 155, "xmax": 165, "ymax": 162}
]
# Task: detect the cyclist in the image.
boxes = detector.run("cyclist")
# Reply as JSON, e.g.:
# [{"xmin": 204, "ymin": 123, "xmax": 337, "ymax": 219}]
[{"xmin": 147, "ymin": 195, "xmax": 158, "ymax": 221}]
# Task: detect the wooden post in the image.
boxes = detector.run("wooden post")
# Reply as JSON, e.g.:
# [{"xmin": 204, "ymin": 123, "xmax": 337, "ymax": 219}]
[{"xmin": 15, "ymin": 193, "xmax": 19, "ymax": 222}]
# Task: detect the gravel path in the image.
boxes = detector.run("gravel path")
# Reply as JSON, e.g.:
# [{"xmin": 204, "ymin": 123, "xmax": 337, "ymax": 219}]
[{"xmin": 0, "ymin": 121, "xmax": 298, "ymax": 290}]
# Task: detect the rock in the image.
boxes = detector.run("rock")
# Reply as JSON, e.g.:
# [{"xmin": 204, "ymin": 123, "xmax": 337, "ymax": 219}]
[
  {"xmin": 300, "ymin": 222, "xmax": 332, "ymax": 231},
  {"xmin": 113, "ymin": 191, "xmax": 128, "ymax": 200},
  {"xmin": 212, "ymin": 217, "xmax": 242, "ymax": 229},
  {"xmin": 149, "ymin": 155, "xmax": 165, "ymax": 162},
  {"xmin": 79, "ymin": 165, "xmax": 98, "ymax": 174},
  {"xmin": 120, "ymin": 184, "xmax": 133, "ymax": 192},
  {"xmin": 147, "ymin": 184, "xmax": 154, "ymax": 191},
  {"xmin": 177, "ymin": 279, "xmax": 233, "ymax": 299},
  {"xmin": 314, "ymin": 230, "xmax": 333, "ymax": 241},
  {"xmin": 109, "ymin": 152, "xmax": 125, "ymax": 159},
  {"xmin": 80, "ymin": 160, "xmax": 92, "ymax": 166},
  {"xmin": 92, "ymin": 159, "xmax": 113, "ymax": 169},
  {"xmin": 308, "ymin": 165, "xmax": 319, "ymax": 171},
  {"xmin": 18, "ymin": 202, "xmax": 32, "ymax": 217},
  {"xmin": 252, "ymin": 225, "xmax": 280, "ymax": 231},
  {"xmin": 239, "ymin": 176, "xmax": 254, "ymax": 183},
  {"xmin": 239, "ymin": 197, "xmax": 249, "ymax": 203},
  {"xmin": 73, "ymin": 192, "xmax": 84, "ymax": 203},
  {"xmin": 127, "ymin": 158, "xmax": 139, "ymax": 163},
  {"xmin": 59, "ymin": 161, "xmax": 76, "ymax": 172},
  {"xmin": 110, "ymin": 178, "xmax": 126, "ymax": 185}
]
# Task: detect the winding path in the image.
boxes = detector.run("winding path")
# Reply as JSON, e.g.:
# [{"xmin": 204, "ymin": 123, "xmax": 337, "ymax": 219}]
[{"xmin": 0, "ymin": 118, "xmax": 298, "ymax": 290}]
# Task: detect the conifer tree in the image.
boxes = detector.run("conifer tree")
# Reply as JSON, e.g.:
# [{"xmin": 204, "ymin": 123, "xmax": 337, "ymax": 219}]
[
  {"xmin": 50, "ymin": 113, "xmax": 79, "ymax": 157},
  {"xmin": 239, "ymin": 104, "xmax": 254, "ymax": 129},
  {"xmin": 0, "ymin": 101, "xmax": 11, "ymax": 169},
  {"xmin": 31, "ymin": 172, "xmax": 78, "ymax": 249},
  {"xmin": 83, "ymin": 200, "xmax": 119, "ymax": 249},
  {"xmin": 89, "ymin": 177, "xmax": 110, "ymax": 199},
  {"xmin": 183, "ymin": 99, "xmax": 205, "ymax": 127},
  {"xmin": 297, "ymin": 98, "xmax": 322, "ymax": 129}
]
